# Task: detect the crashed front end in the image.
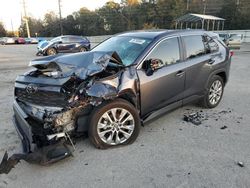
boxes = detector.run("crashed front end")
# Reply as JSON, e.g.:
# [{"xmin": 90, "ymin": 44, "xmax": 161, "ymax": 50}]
[
  {"xmin": 13, "ymin": 75, "xmax": 83, "ymax": 163},
  {"xmin": 1, "ymin": 51, "xmax": 129, "ymax": 173}
]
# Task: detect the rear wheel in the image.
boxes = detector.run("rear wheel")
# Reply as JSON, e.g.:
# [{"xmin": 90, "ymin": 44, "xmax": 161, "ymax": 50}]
[
  {"xmin": 46, "ymin": 48, "xmax": 57, "ymax": 56},
  {"xmin": 202, "ymin": 75, "xmax": 224, "ymax": 108},
  {"xmin": 88, "ymin": 99, "xmax": 140, "ymax": 149}
]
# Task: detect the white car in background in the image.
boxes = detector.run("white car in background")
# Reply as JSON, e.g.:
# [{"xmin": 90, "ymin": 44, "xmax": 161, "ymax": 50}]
[
  {"xmin": 0, "ymin": 37, "xmax": 15, "ymax": 45},
  {"xmin": 228, "ymin": 34, "xmax": 243, "ymax": 49}
]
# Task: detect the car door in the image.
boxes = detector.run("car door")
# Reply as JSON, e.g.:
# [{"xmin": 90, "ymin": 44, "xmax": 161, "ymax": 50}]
[
  {"xmin": 57, "ymin": 37, "xmax": 75, "ymax": 52},
  {"xmin": 137, "ymin": 37, "xmax": 186, "ymax": 116},
  {"xmin": 54, "ymin": 37, "xmax": 65, "ymax": 52},
  {"xmin": 65, "ymin": 37, "xmax": 79, "ymax": 52},
  {"xmin": 181, "ymin": 34, "xmax": 221, "ymax": 102}
]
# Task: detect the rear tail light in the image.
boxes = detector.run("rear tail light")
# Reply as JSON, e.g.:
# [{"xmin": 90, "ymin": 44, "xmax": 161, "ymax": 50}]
[{"xmin": 230, "ymin": 50, "xmax": 234, "ymax": 57}]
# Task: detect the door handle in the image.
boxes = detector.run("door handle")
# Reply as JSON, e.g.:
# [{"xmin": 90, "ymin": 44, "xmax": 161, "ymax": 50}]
[
  {"xmin": 176, "ymin": 70, "xmax": 185, "ymax": 77},
  {"xmin": 208, "ymin": 59, "xmax": 215, "ymax": 65}
]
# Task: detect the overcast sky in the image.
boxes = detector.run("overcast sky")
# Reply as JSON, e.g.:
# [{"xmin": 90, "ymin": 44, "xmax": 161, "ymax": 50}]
[{"xmin": 0, "ymin": 0, "xmax": 120, "ymax": 31}]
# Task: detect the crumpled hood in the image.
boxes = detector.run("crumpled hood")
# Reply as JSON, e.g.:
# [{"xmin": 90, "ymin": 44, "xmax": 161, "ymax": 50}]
[{"xmin": 29, "ymin": 51, "xmax": 123, "ymax": 80}]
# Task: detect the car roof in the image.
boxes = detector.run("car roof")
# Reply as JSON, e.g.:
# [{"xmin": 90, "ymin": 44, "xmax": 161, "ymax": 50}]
[
  {"xmin": 116, "ymin": 29, "xmax": 213, "ymax": 39},
  {"xmin": 61, "ymin": 35, "xmax": 84, "ymax": 38}
]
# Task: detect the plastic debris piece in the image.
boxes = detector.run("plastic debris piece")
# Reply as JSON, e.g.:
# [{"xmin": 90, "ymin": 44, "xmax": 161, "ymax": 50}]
[
  {"xmin": 237, "ymin": 161, "xmax": 244, "ymax": 167},
  {"xmin": 183, "ymin": 112, "xmax": 202, "ymax": 125},
  {"xmin": 220, "ymin": 126, "xmax": 228, "ymax": 130}
]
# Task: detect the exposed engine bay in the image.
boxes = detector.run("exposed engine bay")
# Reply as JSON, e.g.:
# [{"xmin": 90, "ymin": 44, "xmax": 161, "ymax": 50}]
[{"xmin": 0, "ymin": 51, "xmax": 139, "ymax": 174}]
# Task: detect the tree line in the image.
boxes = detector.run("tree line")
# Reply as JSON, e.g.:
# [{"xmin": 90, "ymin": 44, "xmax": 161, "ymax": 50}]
[{"xmin": 0, "ymin": 0, "xmax": 250, "ymax": 37}]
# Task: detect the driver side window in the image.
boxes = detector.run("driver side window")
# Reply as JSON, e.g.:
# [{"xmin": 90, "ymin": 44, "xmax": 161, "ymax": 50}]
[{"xmin": 147, "ymin": 37, "xmax": 180, "ymax": 67}]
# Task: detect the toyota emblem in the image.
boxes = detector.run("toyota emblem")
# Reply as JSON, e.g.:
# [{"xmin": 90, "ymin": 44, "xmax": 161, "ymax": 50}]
[{"xmin": 26, "ymin": 84, "xmax": 38, "ymax": 94}]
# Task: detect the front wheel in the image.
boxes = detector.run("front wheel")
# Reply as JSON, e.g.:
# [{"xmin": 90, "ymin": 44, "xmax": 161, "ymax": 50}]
[
  {"xmin": 46, "ymin": 48, "xmax": 57, "ymax": 56},
  {"xmin": 202, "ymin": 75, "xmax": 224, "ymax": 108},
  {"xmin": 88, "ymin": 99, "xmax": 140, "ymax": 149},
  {"xmin": 79, "ymin": 47, "xmax": 87, "ymax": 52}
]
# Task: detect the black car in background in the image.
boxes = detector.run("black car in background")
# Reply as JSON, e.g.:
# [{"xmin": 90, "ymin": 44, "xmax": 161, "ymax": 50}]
[
  {"xmin": 10, "ymin": 30, "xmax": 232, "ymax": 166},
  {"xmin": 37, "ymin": 35, "xmax": 91, "ymax": 56}
]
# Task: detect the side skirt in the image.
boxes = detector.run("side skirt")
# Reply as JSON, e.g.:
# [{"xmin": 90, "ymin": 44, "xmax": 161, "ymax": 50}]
[{"xmin": 142, "ymin": 100, "xmax": 182, "ymax": 124}]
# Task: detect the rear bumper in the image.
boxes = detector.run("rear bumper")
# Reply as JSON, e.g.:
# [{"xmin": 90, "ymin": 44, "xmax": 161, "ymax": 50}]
[{"xmin": 13, "ymin": 100, "xmax": 34, "ymax": 153}]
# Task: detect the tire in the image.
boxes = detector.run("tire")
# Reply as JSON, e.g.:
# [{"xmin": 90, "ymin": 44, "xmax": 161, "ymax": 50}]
[
  {"xmin": 46, "ymin": 48, "xmax": 57, "ymax": 56},
  {"xmin": 201, "ymin": 75, "xmax": 224, "ymax": 108},
  {"xmin": 79, "ymin": 47, "xmax": 87, "ymax": 52},
  {"xmin": 88, "ymin": 99, "xmax": 140, "ymax": 149}
]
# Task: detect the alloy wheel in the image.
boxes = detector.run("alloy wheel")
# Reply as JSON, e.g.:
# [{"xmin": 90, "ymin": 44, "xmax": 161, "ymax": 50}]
[
  {"xmin": 208, "ymin": 80, "xmax": 223, "ymax": 105},
  {"xmin": 97, "ymin": 108, "xmax": 135, "ymax": 145},
  {"xmin": 48, "ymin": 48, "xmax": 56, "ymax": 55}
]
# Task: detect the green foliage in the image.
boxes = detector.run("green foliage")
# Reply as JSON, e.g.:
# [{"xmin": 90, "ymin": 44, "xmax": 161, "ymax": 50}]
[
  {"xmin": 17, "ymin": 0, "xmax": 250, "ymax": 37},
  {"xmin": 19, "ymin": 17, "xmax": 44, "ymax": 37},
  {"xmin": 0, "ymin": 22, "xmax": 7, "ymax": 37},
  {"xmin": 219, "ymin": 0, "xmax": 250, "ymax": 30}
]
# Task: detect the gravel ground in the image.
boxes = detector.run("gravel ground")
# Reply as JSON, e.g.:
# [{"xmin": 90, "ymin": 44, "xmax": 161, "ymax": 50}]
[{"xmin": 0, "ymin": 44, "xmax": 249, "ymax": 188}]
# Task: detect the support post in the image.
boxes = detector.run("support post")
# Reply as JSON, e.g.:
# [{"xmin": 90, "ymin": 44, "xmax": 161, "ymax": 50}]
[
  {"xmin": 22, "ymin": 0, "xmax": 30, "ymax": 38},
  {"xmin": 207, "ymin": 20, "xmax": 210, "ymax": 31},
  {"xmin": 212, "ymin": 20, "xmax": 215, "ymax": 31},
  {"xmin": 217, "ymin": 21, "xmax": 220, "ymax": 30},
  {"xmin": 58, "ymin": 0, "xmax": 63, "ymax": 35}
]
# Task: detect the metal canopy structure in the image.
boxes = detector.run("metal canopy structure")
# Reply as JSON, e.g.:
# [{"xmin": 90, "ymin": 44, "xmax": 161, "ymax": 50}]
[{"xmin": 175, "ymin": 13, "xmax": 226, "ymax": 31}]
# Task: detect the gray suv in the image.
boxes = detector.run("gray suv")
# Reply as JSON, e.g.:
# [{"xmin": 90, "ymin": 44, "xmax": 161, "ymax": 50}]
[{"xmin": 10, "ymin": 30, "xmax": 231, "ymax": 166}]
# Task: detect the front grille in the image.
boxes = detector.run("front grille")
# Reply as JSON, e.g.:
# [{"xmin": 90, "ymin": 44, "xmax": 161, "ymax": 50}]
[{"xmin": 15, "ymin": 88, "xmax": 68, "ymax": 107}]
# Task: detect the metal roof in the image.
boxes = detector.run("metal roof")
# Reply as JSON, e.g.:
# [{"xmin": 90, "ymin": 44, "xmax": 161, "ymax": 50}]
[{"xmin": 176, "ymin": 13, "xmax": 225, "ymax": 22}]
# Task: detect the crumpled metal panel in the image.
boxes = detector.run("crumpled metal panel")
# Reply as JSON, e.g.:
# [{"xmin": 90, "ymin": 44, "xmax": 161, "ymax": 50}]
[{"xmin": 29, "ymin": 51, "xmax": 123, "ymax": 80}]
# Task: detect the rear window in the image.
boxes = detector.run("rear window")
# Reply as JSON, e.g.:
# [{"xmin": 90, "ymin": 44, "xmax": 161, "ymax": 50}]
[
  {"xmin": 183, "ymin": 35, "xmax": 205, "ymax": 59},
  {"xmin": 203, "ymin": 36, "xmax": 219, "ymax": 53}
]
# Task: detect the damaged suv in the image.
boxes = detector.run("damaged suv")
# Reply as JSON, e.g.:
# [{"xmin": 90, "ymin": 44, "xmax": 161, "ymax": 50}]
[{"xmin": 9, "ymin": 30, "xmax": 231, "ymax": 167}]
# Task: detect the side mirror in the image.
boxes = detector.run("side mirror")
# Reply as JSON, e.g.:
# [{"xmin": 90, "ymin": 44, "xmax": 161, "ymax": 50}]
[
  {"xmin": 142, "ymin": 59, "xmax": 164, "ymax": 76},
  {"xmin": 58, "ymin": 41, "xmax": 62, "ymax": 44}
]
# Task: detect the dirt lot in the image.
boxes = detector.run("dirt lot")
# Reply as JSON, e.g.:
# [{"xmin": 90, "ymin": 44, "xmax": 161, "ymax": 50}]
[{"xmin": 0, "ymin": 44, "xmax": 249, "ymax": 188}]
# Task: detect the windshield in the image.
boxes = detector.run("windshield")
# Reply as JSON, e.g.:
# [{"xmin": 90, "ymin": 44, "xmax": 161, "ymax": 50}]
[{"xmin": 92, "ymin": 36, "xmax": 152, "ymax": 66}]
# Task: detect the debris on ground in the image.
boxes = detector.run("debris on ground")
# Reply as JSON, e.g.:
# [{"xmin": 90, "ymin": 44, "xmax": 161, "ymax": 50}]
[
  {"xmin": 220, "ymin": 126, "xmax": 228, "ymax": 130},
  {"xmin": 237, "ymin": 161, "xmax": 244, "ymax": 167},
  {"xmin": 183, "ymin": 108, "xmax": 242, "ymax": 128},
  {"xmin": 183, "ymin": 112, "xmax": 203, "ymax": 125}
]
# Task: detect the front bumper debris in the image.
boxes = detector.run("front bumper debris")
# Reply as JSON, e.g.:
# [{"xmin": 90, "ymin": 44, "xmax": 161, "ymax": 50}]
[
  {"xmin": 0, "ymin": 140, "xmax": 73, "ymax": 174},
  {"xmin": 0, "ymin": 101, "xmax": 74, "ymax": 174}
]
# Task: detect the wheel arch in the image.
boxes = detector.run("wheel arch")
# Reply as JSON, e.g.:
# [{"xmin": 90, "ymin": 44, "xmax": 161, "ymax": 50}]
[
  {"xmin": 206, "ymin": 69, "xmax": 228, "ymax": 89},
  {"xmin": 216, "ymin": 71, "xmax": 227, "ymax": 85}
]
